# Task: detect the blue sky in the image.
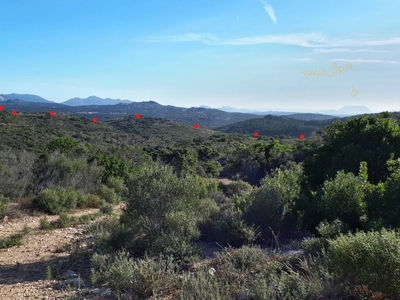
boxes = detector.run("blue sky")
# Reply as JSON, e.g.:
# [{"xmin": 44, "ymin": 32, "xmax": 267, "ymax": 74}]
[{"xmin": 0, "ymin": 0, "xmax": 399, "ymax": 112}]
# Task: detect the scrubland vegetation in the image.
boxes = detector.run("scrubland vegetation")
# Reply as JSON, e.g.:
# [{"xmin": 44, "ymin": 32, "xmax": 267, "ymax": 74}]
[{"xmin": 2, "ymin": 111, "xmax": 400, "ymax": 299}]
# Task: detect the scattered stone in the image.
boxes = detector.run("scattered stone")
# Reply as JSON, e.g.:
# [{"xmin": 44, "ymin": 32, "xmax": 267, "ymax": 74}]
[
  {"xmin": 190, "ymin": 271, "xmax": 198, "ymax": 278},
  {"xmin": 62, "ymin": 277, "xmax": 85, "ymax": 289},
  {"xmin": 62, "ymin": 269, "xmax": 78, "ymax": 279},
  {"xmin": 58, "ymin": 259, "xmax": 69, "ymax": 268},
  {"xmin": 238, "ymin": 289, "xmax": 249, "ymax": 300},
  {"xmin": 121, "ymin": 293, "xmax": 134, "ymax": 300},
  {"xmin": 90, "ymin": 288, "xmax": 112, "ymax": 296}
]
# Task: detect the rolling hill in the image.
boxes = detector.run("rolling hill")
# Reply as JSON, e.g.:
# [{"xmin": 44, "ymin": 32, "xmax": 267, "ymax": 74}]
[
  {"xmin": 215, "ymin": 114, "xmax": 340, "ymax": 137},
  {"xmin": 0, "ymin": 110, "xmax": 226, "ymax": 153},
  {"xmin": 62, "ymin": 96, "xmax": 133, "ymax": 106},
  {"xmin": 0, "ymin": 100, "xmax": 261, "ymax": 128},
  {"xmin": 1, "ymin": 93, "xmax": 53, "ymax": 103}
]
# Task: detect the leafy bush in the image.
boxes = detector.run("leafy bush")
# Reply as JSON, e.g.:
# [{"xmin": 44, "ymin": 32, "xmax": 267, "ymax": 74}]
[
  {"xmin": 105, "ymin": 176, "xmax": 127, "ymax": 198},
  {"xmin": 33, "ymin": 187, "xmax": 102, "ymax": 214},
  {"xmin": 91, "ymin": 250, "xmax": 179, "ymax": 298},
  {"xmin": 213, "ymin": 208, "xmax": 259, "ymax": 247},
  {"xmin": 100, "ymin": 203, "xmax": 113, "ymax": 215},
  {"xmin": 179, "ymin": 268, "xmax": 231, "ymax": 300},
  {"xmin": 33, "ymin": 187, "xmax": 78, "ymax": 214},
  {"xmin": 327, "ymin": 229, "xmax": 400, "ymax": 298},
  {"xmin": 95, "ymin": 185, "xmax": 121, "ymax": 204},
  {"xmin": 120, "ymin": 163, "xmax": 213, "ymax": 259},
  {"xmin": 33, "ymin": 152, "xmax": 103, "ymax": 194},
  {"xmin": 80, "ymin": 194, "xmax": 106, "ymax": 209},
  {"xmin": 0, "ymin": 148, "xmax": 35, "ymax": 199},
  {"xmin": 0, "ymin": 194, "xmax": 10, "ymax": 216},
  {"xmin": 316, "ymin": 170, "xmax": 367, "ymax": 230},
  {"xmin": 219, "ymin": 180, "xmax": 253, "ymax": 198},
  {"xmin": 203, "ymin": 161, "xmax": 221, "ymax": 177},
  {"xmin": 243, "ymin": 163, "xmax": 302, "ymax": 241},
  {"xmin": 0, "ymin": 233, "xmax": 24, "ymax": 249}
]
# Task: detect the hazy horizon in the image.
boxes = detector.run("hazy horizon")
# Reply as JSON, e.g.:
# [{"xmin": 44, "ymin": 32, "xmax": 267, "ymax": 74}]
[{"xmin": 0, "ymin": 0, "xmax": 399, "ymax": 112}]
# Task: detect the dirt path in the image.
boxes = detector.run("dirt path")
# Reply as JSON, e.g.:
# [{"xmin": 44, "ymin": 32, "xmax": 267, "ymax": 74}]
[{"xmin": 0, "ymin": 208, "xmax": 101, "ymax": 299}]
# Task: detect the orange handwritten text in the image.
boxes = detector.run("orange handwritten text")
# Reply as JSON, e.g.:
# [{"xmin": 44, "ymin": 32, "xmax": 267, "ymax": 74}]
[{"xmin": 300, "ymin": 62, "xmax": 353, "ymax": 78}]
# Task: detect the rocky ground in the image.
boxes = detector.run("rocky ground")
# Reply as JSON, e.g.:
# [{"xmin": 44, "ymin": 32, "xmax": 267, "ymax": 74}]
[{"xmin": 0, "ymin": 206, "xmax": 116, "ymax": 299}]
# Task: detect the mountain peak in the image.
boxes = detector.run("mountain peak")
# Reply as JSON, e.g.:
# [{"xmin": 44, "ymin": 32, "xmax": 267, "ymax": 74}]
[{"xmin": 62, "ymin": 96, "xmax": 133, "ymax": 106}]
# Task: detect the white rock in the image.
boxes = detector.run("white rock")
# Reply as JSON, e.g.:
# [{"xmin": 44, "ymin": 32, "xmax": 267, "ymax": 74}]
[{"xmin": 62, "ymin": 277, "xmax": 85, "ymax": 289}]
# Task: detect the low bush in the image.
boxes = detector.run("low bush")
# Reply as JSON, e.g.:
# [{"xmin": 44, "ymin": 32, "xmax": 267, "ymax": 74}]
[
  {"xmin": 33, "ymin": 187, "xmax": 104, "ymax": 214},
  {"xmin": 0, "ymin": 233, "xmax": 24, "ymax": 249},
  {"xmin": 33, "ymin": 187, "xmax": 78, "ymax": 214},
  {"xmin": 91, "ymin": 250, "xmax": 179, "ymax": 298},
  {"xmin": 40, "ymin": 212, "xmax": 100, "ymax": 230},
  {"xmin": 243, "ymin": 164, "xmax": 302, "ymax": 241},
  {"xmin": 219, "ymin": 180, "xmax": 253, "ymax": 198},
  {"xmin": 95, "ymin": 185, "xmax": 121, "ymax": 204},
  {"xmin": 179, "ymin": 268, "xmax": 232, "ymax": 300},
  {"xmin": 0, "ymin": 226, "xmax": 31, "ymax": 249},
  {"xmin": 0, "ymin": 193, "xmax": 10, "ymax": 216},
  {"xmin": 326, "ymin": 229, "xmax": 400, "ymax": 298},
  {"xmin": 213, "ymin": 208, "xmax": 259, "ymax": 247}
]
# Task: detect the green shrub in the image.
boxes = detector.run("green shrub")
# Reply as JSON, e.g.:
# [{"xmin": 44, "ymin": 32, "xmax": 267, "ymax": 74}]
[
  {"xmin": 179, "ymin": 269, "xmax": 231, "ymax": 300},
  {"xmin": 243, "ymin": 164, "xmax": 302, "ymax": 241},
  {"xmin": 33, "ymin": 152, "xmax": 103, "ymax": 194},
  {"xmin": 105, "ymin": 176, "xmax": 127, "ymax": 197},
  {"xmin": 302, "ymin": 237, "xmax": 328, "ymax": 255},
  {"xmin": 91, "ymin": 251, "xmax": 179, "ymax": 298},
  {"xmin": 0, "ymin": 148, "xmax": 35, "ymax": 199},
  {"xmin": 219, "ymin": 180, "xmax": 253, "ymax": 198},
  {"xmin": 33, "ymin": 187, "xmax": 78, "ymax": 214},
  {"xmin": 96, "ymin": 185, "xmax": 121, "ymax": 204},
  {"xmin": 100, "ymin": 203, "xmax": 113, "ymax": 215},
  {"xmin": 213, "ymin": 208, "xmax": 259, "ymax": 247},
  {"xmin": 316, "ymin": 219, "xmax": 346, "ymax": 239},
  {"xmin": 84, "ymin": 194, "xmax": 106, "ymax": 208},
  {"xmin": 120, "ymin": 164, "xmax": 213, "ymax": 259},
  {"xmin": 0, "ymin": 233, "xmax": 24, "ymax": 249},
  {"xmin": 52, "ymin": 212, "xmax": 71, "ymax": 228},
  {"xmin": 203, "ymin": 161, "xmax": 221, "ymax": 177},
  {"xmin": 327, "ymin": 229, "xmax": 400, "ymax": 298},
  {"xmin": 317, "ymin": 170, "xmax": 367, "ymax": 230},
  {"xmin": 0, "ymin": 194, "xmax": 10, "ymax": 216},
  {"xmin": 40, "ymin": 216, "xmax": 51, "ymax": 230}
]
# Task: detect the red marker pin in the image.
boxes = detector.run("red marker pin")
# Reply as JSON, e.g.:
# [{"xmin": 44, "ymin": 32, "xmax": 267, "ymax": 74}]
[
  {"xmin": 136, "ymin": 113, "xmax": 141, "ymax": 119},
  {"xmin": 193, "ymin": 124, "xmax": 199, "ymax": 129},
  {"xmin": 49, "ymin": 111, "xmax": 55, "ymax": 116},
  {"xmin": 12, "ymin": 110, "xmax": 17, "ymax": 116},
  {"xmin": 0, "ymin": 105, "xmax": 4, "ymax": 111},
  {"xmin": 253, "ymin": 132, "xmax": 259, "ymax": 137},
  {"xmin": 92, "ymin": 118, "xmax": 98, "ymax": 123},
  {"xmin": 300, "ymin": 134, "xmax": 305, "ymax": 139}
]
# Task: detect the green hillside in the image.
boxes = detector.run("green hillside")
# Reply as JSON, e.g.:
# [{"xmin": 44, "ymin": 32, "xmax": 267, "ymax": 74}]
[{"xmin": 215, "ymin": 114, "xmax": 339, "ymax": 137}]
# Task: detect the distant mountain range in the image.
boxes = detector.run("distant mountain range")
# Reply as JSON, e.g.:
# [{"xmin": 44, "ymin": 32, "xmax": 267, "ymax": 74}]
[
  {"xmin": 62, "ymin": 96, "xmax": 133, "ymax": 106},
  {"xmin": 1, "ymin": 93, "xmax": 372, "ymax": 116},
  {"xmin": 0, "ymin": 93, "xmax": 374, "ymax": 127},
  {"xmin": 200, "ymin": 105, "xmax": 372, "ymax": 117},
  {"xmin": 1, "ymin": 93, "xmax": 53, "ymax": 103}
]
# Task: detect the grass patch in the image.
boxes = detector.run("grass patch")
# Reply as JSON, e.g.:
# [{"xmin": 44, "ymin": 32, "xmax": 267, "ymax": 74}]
[
  {"xmin": 40, "ymin": 212, "xmax": 101, "ymax": 230},
  {"xmin": 0, "ymin": 225, "xmax": 31, "ymax": 249}
]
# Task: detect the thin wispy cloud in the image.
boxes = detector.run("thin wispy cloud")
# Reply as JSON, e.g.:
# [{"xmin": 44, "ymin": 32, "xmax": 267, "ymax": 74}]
[
  {"xmin": 260, "ymin": 0, "xmax": 277, "ymax": 23},
  {"xmin": 333, "ymin": 58, "xmax": 400, "ymax": 65},
  {"xmin": 313, "ymin": 48, "xmax": 388, "ymax": 53},
  {"xmin": 139, "ymin": 33, "xmax": 219, "ymax": 44},
  {"xmin": 140, "ymin": 33, "xmax": 400, "ymax": 49},
  {"xmin": 293, "ymin": 58, "xmax": 316, "ymax": 62},
  {"xmin": 141, "ymin": 33, "xmax": 326, "ymax": 47}
]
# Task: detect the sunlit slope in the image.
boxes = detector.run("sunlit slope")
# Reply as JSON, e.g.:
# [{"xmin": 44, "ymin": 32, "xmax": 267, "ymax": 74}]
[
  {"xmin": 0, "ymin": 111, "xmax": 215, "ymax": 152},
  {"xmin": 214, "ymin": 114, "xmax": 339, "ymax": 137}
]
